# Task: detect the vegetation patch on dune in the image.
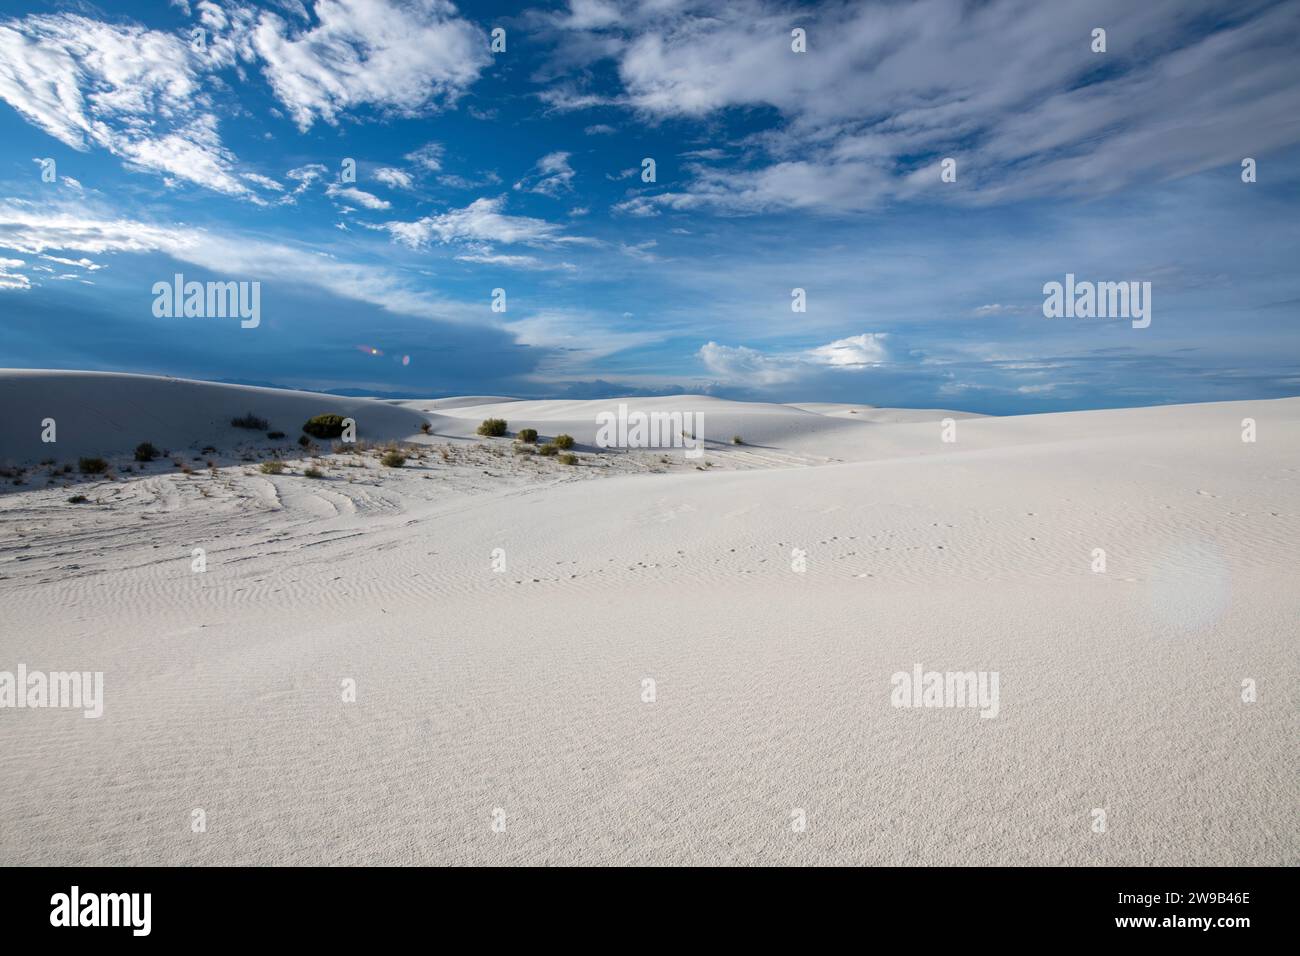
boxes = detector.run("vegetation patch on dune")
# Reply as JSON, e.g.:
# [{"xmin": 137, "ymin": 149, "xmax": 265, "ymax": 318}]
[
  {"xmin": 477, "ymin": 418, "xmax": 508, "ymax": 437},
  {"xmin": 232, "ymin": 412, "xmax": 269, "ymax": 430},
  {"xmin": 302, "ymin": 414, "xmax": 347, "ymax": 439}
]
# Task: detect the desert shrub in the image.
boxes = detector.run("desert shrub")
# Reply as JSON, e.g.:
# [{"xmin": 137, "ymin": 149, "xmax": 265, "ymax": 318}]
[
  {"xmin": 517, "ymin": 428, "xmax": 538, "ymax": 443},
  {"xmin": 78, "ymin": 457, "xmax": 108, "ymax": 474},
  {"xmin": 419, "ymin": 422, "xmax": 432, "ymax": 435},
  {"xmin": 477, "ymin": 418, "xmax": 507, "ymax": 437},
  {"xmin": 553, "ymin": 433, "xmax": 575, "ymax": 450},
  {"xmin": 514, "ymin": 444, "xmax": 535, "ymax": 455},
  {"xmin": 538, "ymin": 442, "xmax": 559, "ymax": 456},
  {"xmin": 381, "ymin": 450, "xmax": 407, "ymax": 468},
  {"xmin": 267, "ymin": 431, "xmax": 285, "ymax": 440},
  {"xmin": 303, "ymin": 466, "xmax": 325, "ymax": 479},
  {"xmin": 68, "ymin": 494, "xmax": 88, "ymax": 504},
  {"xmin": 231, "ymin": 412, "xmax": 268, "ymax": 430},
  {"xmin": 558, "ymin": 453, "xmax": 577, "ymax": 466},
  {"xmin": 260, "ymin": 460, "xmax": 285, "ymax": 474},
  {"xmin": 201, "ymin": 445, "xmax": 216, "ymax": 454},
  {"xmin": 297, "ymin": 435, "xmax": 311, "ymax": 448},
  {"xmin": 731, "ymin": 435, "xmax": 744, "ymax": 445},
  {"xmin": 302, "ymin": 414, "xmax": 346, "ymax": 439}
]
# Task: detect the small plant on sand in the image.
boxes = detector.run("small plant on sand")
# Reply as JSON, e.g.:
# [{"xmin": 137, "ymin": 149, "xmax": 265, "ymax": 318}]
[
  {"xmin": 381, "ymin": 450, "xmax": 407, "ymax": 468},
  {"xmin": 303, "ymin": 466, "xmax": 325, "ymax": 479},
  {"xmin": 297, "ymin": 435, "xmax": 311, "ymax": 449},
  {"xmin": 231, "ymin": 412, "xmax": 268, "ymax": 430},
  {"xmin": 267, "ymin": 430, "xmax": 285, "ymax": 440},
  {"xmin": 514, "ymin": 444, "xmax": 535, "ymax": 455},
  {"xmin": 538, "ymin": 442, "xmax": 559, "ymax": 457},
  {"xmin": 260, "ymin": 460, "xmax": 285, "ymax": 475},
  {"xmin": 731, "ymin": 435, "xmax": 744, "ymax": 445},
  {"xmin": 68, "ymin": 494, "xmax": 88, "ymax": 504},
  {"xmin": 558, "ymin": 452, "xmax": 578, "ymax": 466},
  {"xmin": 134, "ymin": 442, "xmax": 158, "ymax": 462},
  {"xmin": 477, "ymin": 418, "xmax": 508, "ymax": 437},
  {"xmin": 553, "ymin": 433, "xmax": 575, "ymax": 450},
  {"xmin": 420, "ymin": 422, "xmax": 432, "ymax": 435},
  {"xmin": 78, "ymin": 457, "xmax": 108, "ymax": 474},
  {"xmin": 517, "ymin": 428, "xmax": 538, "ymax": 444},
  {"xmin": 303, "ymin": 414, "xmax": 346, "ymax": 439}
]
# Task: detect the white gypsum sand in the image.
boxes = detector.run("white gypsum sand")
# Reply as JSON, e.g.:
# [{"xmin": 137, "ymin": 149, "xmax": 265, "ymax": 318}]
[{"xmin": 0, "ymin": 370, "xmax": 1295, "ymax": 865}]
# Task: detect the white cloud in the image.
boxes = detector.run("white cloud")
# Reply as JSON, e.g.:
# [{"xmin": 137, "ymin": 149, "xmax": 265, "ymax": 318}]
[
  {"xmin": 972, "ymin": 303, "xmax": 1029, "ymax": 317},
  {"xmin": 40, "ymin": 254, "xmax": 105, "ymax": 272},
  {"xmin": 698, "ymin": 341, "xmax": 801, "ymax": 386},
  {"xmin": 506, "ymin": 309, "xmax": 661, "ymax": 365},
  {"xmin": 0, "ymin": 13, "xmax": 247, "ymax": 196},
  {"xmin": 0, "ymin": 256, "xmax": 29, "ymax": 290},
  {"xmin": 405, "ymin": 141, "xmax": 445, "ymax": 172},
  {"xmin": 383, "ymin": 196, "xmax": 581, "ymax": 249},
  {"xmin": 514, "ymin": 151, "xmax": 576, "ymax": 197},
  {"xmin": 374, "ymin": 167, "xmax": 414, "ymax": 190},
  {"xmin": 242, "ymin": 172, "xmax": 285, "ymax": 192},
  {"xmin": 285, "ymin": 163, "xmax": 329, "ymax": 195},
  {"xmin": 700, "ymin": 332, "xmax": 891, "ymax": 385},
  {"xmin": 251, "ymin": 1, "xmax": 490, "ymax": 131},
  {"xmin": 805, "ymin": 333, "xmax": 888, "ymax": 367},
  {"xmin": 552, "ymin": 0, "xmax": 1300, "ymax": 210},
  {"xmin": 455, "ymin": 252, "xmax": 575, "ymax": 271},
  {"xmin": 0, "ymin": 200, "xmax": 472, "ymax": 320},
  {"xmin": 326, "ymin": 183, "xmax": 392, "ymax": 210}
]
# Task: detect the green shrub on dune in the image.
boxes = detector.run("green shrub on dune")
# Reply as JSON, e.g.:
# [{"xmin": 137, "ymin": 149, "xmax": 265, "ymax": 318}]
[{"xmin": 302, "ymin": 414, "xmax": 346, "ymax": 439}]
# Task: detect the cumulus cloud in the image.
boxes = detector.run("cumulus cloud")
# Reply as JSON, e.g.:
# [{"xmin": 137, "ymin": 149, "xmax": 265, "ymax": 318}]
[
  {"xmin": 382, "ymin": 196, "xmax": 583, "ymax": 249},
  {"xmin": 806, "ymin": 333, "xmax": 889, "ymax": 367},
  {"xmin": 700, "ymin": 333, "xmax": 891, "ymax": 385},
  {"xmin": 374, "ymin": 167, "xmax": 414, "ymax": 190},
  {"xmin": 249, "ymin": 0, "xmax": 490, "ymax": 130}
]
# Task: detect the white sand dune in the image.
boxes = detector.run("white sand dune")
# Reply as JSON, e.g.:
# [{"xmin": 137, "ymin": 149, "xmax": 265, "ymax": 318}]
[
  {"xmin": 0, "ymin": 370, "xmax": 432, "ymax": 464},
  {"xmin": 0, "ymin": 370, "xmax": 1295, "ymax": 866}
]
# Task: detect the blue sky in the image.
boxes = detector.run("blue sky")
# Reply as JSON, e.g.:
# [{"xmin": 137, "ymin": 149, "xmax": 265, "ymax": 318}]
[{"xmin": 0, "ymin": 0, "xmax": 1297, "ymax": 414}]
